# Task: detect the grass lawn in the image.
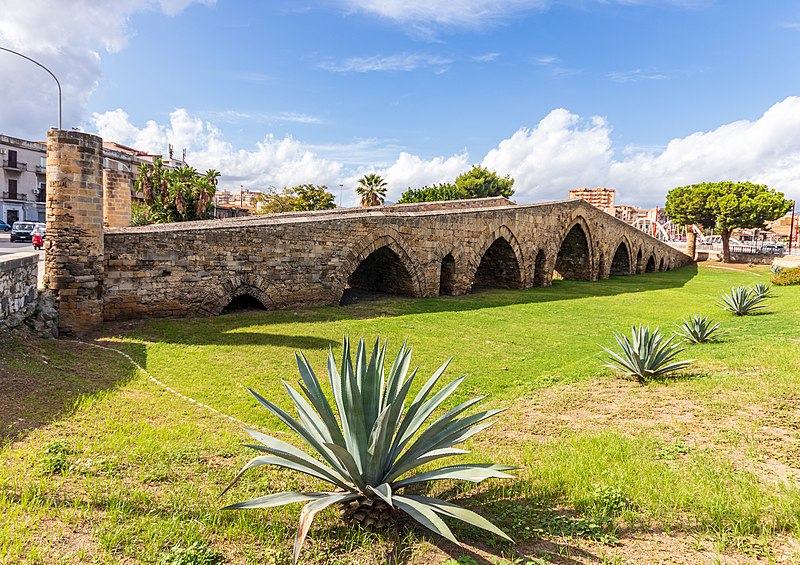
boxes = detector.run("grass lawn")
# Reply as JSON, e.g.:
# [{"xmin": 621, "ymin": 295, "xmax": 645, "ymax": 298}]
[{"xmin": 1, "ymin": 263, "xmax": 799, "ymax": 564}]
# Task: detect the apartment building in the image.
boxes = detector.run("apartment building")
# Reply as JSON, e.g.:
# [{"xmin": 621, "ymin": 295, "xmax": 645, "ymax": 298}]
[
  {"xmin": 567, "ymin": 187, "xmax": 616, "ymax": 211},
  {"xmin": 1, "ymin": 134, "xmax": 187, "ymax": 226},
  {"xmin": 0, "ymin": 134, "xmax": 48, "ymax": 224}
]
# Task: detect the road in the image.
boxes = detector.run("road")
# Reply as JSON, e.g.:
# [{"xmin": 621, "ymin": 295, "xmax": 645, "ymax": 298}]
[{"xmin": 0, "ymin": 232, "xmax": 45, "ymax": 286}]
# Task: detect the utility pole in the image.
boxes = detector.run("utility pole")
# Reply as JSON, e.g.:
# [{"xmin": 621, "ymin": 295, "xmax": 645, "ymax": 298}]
[{"xmin": 789, "ymin": 200, "xmax": 796, "ymax": 254}]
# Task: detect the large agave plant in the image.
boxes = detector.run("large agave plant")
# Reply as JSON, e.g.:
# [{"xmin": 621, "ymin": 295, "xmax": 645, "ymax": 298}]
[
  {"xmin": 718, "ymin": 286, "xmax": 767, "ymax": 316},
  {"xmin": 601, "ymin": 325, "xmax": 693, "ymax": 382},
  {"xmin": 222, "ymin": 337, "xmax": 514, "ymax": 563},
  {"xmin": 674, "ymin": 314, "xmax": 722, "ymax": 344}
]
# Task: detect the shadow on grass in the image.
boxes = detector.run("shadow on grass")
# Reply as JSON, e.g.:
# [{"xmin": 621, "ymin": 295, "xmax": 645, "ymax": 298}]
[
  {"xmin": 0, "ymin": 335, "xmax": 139, "ymax": 446},
  {"xmin": 108, "ymin": 266, "xmax": 699, "ymax": 354}
]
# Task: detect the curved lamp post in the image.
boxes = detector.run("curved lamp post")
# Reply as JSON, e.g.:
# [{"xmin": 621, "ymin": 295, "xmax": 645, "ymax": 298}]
[{"xmin": 0, "ymin": 46, "xmax": 62, "ymax": 130}]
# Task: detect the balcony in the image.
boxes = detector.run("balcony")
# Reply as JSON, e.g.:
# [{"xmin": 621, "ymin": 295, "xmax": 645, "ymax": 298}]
[
  {"xmin": 2, "ymin": 159, "xmax": 27, "ymax": 172},
  {"xmin": 2, "ymin": 192, "xmax": 27, "ymax": 201},
  {"xmin": 36, "ymin": 165, "xmax": 46, "ymax": 174}
]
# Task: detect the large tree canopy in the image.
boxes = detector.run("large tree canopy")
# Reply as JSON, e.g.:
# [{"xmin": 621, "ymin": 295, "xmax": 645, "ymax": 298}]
[
  {"xmin": 665, "ymin": 181, "xmax": 791, "ymax": 262},
  {"xmin": 397, "ymin": 166, "xmax": 514, "ymax": 204},
  {"xmin": 258, "ymin": 184, "xmax": 336, "ymax": 214}
]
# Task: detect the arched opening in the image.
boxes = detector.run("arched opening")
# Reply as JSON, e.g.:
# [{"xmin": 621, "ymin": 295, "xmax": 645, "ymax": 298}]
[
  {"xmin": 636, "ymin": 249, "xmax": 643, "ymax": 273},
  {"xmin": 533, "ymin": 249, "xmax": 548, "ymax": 286},
  {"xmin": 659, "ymin": 257, "xmax": 666, "ymax": 272},
  {"xmin": 222, "ymin": 293, "xmax": 268, "ymax": 314},
  {"xmin": 645, "ymin": 255, "xmax": 656, "ymax": 273},
  {"xmin": 439, "ymin": 253, "xmax": 456, "ymax": 295},
  {"xmin": 554, "ymin": 224, "xmax": 592, "ymax": 281},
  {"xmin": 341, "ymin": 246, "xmax": 416, "ymax": 304},
  {"xmin": 609, "ymin": 242, "xmax": 631, "ymax": 276},
  {"xmin": 598, "ymin": 253, "xmax": 605, "ymax": 278},
  {"xmin": 472, "ymin": 237, "xmax": 522, "ymax": 290}
]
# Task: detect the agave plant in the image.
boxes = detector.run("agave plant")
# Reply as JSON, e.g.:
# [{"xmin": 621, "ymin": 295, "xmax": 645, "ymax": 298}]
[
  {"xmin": 674, "ymin": 314, "xmax": 722, "ymax": 344},
  {"xmin": 751, "ymin": 282, "xmax": 773, "ymax": 299},
  {"xmin": 770, "ymin": 263, "xmax": 784, "ymax": 275},
  {"xmin": 601, "ymin": 325, "xmax": 693, "ymax": 382},
  {"xmin": 718, "ymin": 286, "xmax": 767, "ymax": 316},
  {"xmin": 222, "ymin": 337, "xmax": 514, "ymax": 563}
]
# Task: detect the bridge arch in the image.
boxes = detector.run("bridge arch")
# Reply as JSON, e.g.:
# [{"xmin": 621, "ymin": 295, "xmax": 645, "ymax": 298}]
[
  {"xmin": 210, "ymin": 275, "xmax": 275, "ymax": 315},
  {"xmin": 635, "ymin": 248, "xmax": 644, "ymax": 273},
  {"xmin": 468, "ymin": 225, "xmax": 526, "ymax": 291},
  {"xmin": 554, "ymin": 218, "xmax": 594, "ymax": 281},
  {"xmin": 532, "ymin": 248, "xmax": 548, "ymax": 286},
  {"xmin": 609, "ymin": 238, "xmax": 633, "ymax": 276},
  {"xmin": 645, "ymin": 254, "xmax": 656, "ymax": 273},
  {"xmin": 659, "ymin": 256, "xmax": 666, "ymax": 272},
  {"xmin": 339, "ymin": 233, "xmax": 424, "ymax": 303}
]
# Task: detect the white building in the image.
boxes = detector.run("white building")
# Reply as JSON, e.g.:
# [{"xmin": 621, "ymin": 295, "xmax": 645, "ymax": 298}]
[{"xmin": 1, "ymin": 134, "xmax": 47, "ymax": 224}]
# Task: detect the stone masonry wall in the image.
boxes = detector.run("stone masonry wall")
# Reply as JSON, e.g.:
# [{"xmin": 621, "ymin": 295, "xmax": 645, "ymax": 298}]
[
  {"xmin": 103, "ymin": 169, "xmax": 133, "ymax": 228},
  {"xmin": 0, "ymin": 253, "xmax": 38, "ymax": 329},
  {"xmin": 102, "ymin": 199, "xmax": 692, "ymax": 321},
  {"xmin": 45, "ymin": 130, "xmax": 105, "ymax": 335}
]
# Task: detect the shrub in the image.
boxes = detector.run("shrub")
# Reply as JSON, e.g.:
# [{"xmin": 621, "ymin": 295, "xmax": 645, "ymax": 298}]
[
  {"xmin": 674, "ymin": 314, "xmax": 722, "ymax": 344},
  {"xmin": 771, "ymin": 266, "xmax": 800, "ymax": 286},
  {"xmin": 718, "ymin": 286, "xmax": 767, "ymax": 315},
  {"xmin": 601, "ymin": 325, "xmax": 692, "ymax": 383},
  {"xmin": 222, "ymin": 337, "xmax": 514, "ymax": 563}
]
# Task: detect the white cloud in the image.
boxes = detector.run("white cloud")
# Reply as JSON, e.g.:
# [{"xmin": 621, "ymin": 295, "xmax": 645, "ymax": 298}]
[
  {"xmin": 320, "ymin": 53, "xmax": 452, "ymax": 73},
  {"xmin": 0, "ymin": 0, "xmax": 213, "ymax": 139},
  {"xmin": 91, "ymin": 97, "xmax": 800, "ymax": 209},
  {"xmin": 606, "ymin": 69, "xmax": 672, "ymax": 82},
  {"xmin": 472, "ymin": 52, "xmax": 502, "ymax": 62}
]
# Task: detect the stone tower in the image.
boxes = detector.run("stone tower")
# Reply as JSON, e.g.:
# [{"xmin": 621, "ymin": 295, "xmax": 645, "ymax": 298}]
[
  {"xmin": 103, "ymin": 168, "xmax": 133, "ymax": 228},
  {"xmin": 44, "ymin": 129, "xmax": 105, "ymax": 335}
]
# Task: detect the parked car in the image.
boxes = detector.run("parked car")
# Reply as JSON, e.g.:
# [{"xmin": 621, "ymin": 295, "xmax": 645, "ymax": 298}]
[
  {"xmin": 10, "ymin": 221, "xmax": 36, "ymax": 242},
  {"xmin": 0, "ymin": 220, "xmax": 10, "ymax": 232}
]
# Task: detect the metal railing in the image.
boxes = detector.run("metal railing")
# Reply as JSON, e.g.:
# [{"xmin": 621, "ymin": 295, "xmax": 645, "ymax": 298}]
[
  {"xmin": 1, "ymin": 192, "xmax": 27, "ymax": 201},
  {"xmin": 2, "ymin": 159, "xmax": 28, "ymax": 171}
]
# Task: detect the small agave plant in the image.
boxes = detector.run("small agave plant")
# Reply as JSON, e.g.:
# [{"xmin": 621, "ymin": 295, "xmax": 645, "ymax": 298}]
[
  {"xmin": 718, "ymin": 286, "xmax": 767, "ymax": 316},
  {"xmin": 750, "ymin": 282, "xmax": 773, "ymax": 299},
  {"xmin": 674, "ymin": 314, "xmax": 722, "ymax": 344},
  {"xmin": 222, "ymin": 337, "xmax": 514, "ymax": 563},
  {"xmin": 601, "ymin": 325, "xmax": 693, "ymax": 383}
]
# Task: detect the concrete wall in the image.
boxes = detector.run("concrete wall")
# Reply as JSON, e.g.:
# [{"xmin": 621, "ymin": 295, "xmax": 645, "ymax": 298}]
[
  {"xmin": 102, "ymin": 198, "xmax": 692, "ymax": 321},
  {"xmin": 0, "ymin": 252, "xmax": 38, "ymax": 329}
]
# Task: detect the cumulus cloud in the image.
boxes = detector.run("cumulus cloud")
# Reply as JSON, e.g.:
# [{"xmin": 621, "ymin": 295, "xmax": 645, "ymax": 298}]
[
  {"xmin": 0, "ymin": 0, "xmax": 213, "ymax": 139},
  {"xmin": 91, "ymin": 97, "xmax": 800, "ymax": 208}
]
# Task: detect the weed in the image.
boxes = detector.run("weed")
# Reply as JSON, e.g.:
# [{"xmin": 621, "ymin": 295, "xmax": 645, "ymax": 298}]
[
  {"xmin": 655, "ymin": 441, "xmax": 692, "ymax": 460},
  {"xmin": 158, "ymin": 542, "xmax": 224, "ymax": 565},
  {"xmin": 39, "ymin": 440, "xmax": 71, "ymax": 474}
]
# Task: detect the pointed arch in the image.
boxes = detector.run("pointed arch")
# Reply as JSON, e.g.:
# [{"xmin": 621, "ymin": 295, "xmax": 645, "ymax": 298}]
[
  {"xmin": 609, "ymin": 239, "xmax": 633, "ymax": 276},
  {"xmin": 439, "ymin": 253, "xmax": 456, "ymax": 295},
  {"xmin": 659, "ymin": 257, "xmax": 666, "ymax": 272},
  {"xmin": 338, "ymin": 233, "xmax": 423, "ymax": 303},
  {"xmin": 468, "ymin": 225, "xmax": 525, "ymax": 290},
  {"xmin": 554, "ymin": 219, "xmax": 593, "ymax": 281},
  {"xmin": 645, "ymin": 254, "xmax": 656, "ymax": 273},
  {"xmin": 636, "ymin": 248, "xmax": 643, "ymax": 274}
]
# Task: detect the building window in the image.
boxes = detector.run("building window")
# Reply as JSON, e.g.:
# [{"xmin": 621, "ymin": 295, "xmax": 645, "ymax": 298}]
[
  {"xmin": 8, "ymin": 179, "xmax": 18, "ymax": 199},
  {"xmin": 7, "ymin": 150, "xmax": 17, "ymax": 168}
]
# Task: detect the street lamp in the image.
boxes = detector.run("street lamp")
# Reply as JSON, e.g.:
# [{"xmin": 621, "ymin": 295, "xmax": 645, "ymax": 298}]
[{"xmin": 0, "ymin": 46, "xmax": 62, "ymax": 130}]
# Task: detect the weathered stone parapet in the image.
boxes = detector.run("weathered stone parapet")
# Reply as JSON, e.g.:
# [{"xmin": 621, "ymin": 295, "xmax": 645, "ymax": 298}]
[
  {"xmin": 45, "ymin": 129, "xmax": 105, "ymax": 335},
  {"xmin": 103, "ymin": 168, "xmax": 133, "ymax": 228},
  {"xmin": 0, "ymin": 252, "xmax": 38, "ymax": 329}
]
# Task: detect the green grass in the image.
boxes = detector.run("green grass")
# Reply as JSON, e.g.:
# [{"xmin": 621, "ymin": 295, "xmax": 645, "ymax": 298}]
[{"xmin": 1, "ymin": 264, "xmax": 799, "ymax": 563}]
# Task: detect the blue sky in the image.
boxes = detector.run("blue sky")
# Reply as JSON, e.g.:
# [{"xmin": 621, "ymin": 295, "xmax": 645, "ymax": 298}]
[{"xmin": 2, "ymin": 0, "xmax": 800, "ymax": 206}]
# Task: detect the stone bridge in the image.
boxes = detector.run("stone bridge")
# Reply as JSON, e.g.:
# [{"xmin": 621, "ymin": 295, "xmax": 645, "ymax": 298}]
[{"xmin": 43, "ymin": 130, "xmax": 692, "ymax": 335}]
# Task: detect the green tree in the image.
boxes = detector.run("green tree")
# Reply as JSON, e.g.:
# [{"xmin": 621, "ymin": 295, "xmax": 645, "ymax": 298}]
[
  {"xmin": 665, "ymin": 181, "xmax": 791, "ymax": 263},
  {"xmin": 397, "ymin": 183, "xmax": 466, "ymax": 204},
  {"xmin": 356, "ymin": 173, "xmax": 388, "ymax": 207},
  {"xmin": 257, "ymin": 184, "xmax": 336, "ymax": 214},
  {"xmin": 455, "ymin": 165, "xmax": 515, "ymax": 199},
  {"xmin": 664, "ymin": 183, "xmax": 717, "ymax": 259},
  {"xmin": 134, "ymin": 158, "xmax": 218, "ymax": 224},
  {"xmin": 712, "ymin": 181, "xmax": 791, "ymax": 262}
]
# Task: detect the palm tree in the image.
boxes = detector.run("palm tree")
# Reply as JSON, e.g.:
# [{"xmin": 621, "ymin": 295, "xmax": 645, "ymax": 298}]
[{"xmin": 356, "ymin": 173, "xmax": 387, "ymax": 207}]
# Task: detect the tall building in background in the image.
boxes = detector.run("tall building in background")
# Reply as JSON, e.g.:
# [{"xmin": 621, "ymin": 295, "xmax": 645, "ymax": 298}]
[
  {"xmin": 0, "ymin": 135, "xmax": 47, "ymax": 223},
  {"xmin": 567, "ymin": 187, "xmax": 616, "ymax": 212}
]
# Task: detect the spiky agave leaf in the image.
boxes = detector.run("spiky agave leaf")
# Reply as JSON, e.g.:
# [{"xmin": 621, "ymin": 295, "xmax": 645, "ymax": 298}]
[
  {"xmin": 674, "ymin": 314, "xmax": 722, "ymax": 344},
  {"xmin": 718, "ymin": 286, "xmax": 767, "ymax": 316},
  {"xmin": 601, "ymin": 325, "xmax": 693, "ymax": 382},
  {"xmin": 222, "ymin": 337, "xmax": 514, "ymax": 563},
  {"xmin": 751, "ymin": 282, "xmax": 773, "ymax": 299}
]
